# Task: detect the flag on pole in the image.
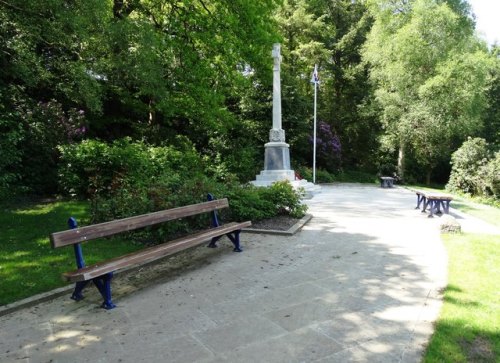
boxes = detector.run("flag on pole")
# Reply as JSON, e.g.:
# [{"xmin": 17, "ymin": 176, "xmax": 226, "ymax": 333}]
[{"xmin": 311, "ymin": 64, "xmax": 319, "ymax": 85}]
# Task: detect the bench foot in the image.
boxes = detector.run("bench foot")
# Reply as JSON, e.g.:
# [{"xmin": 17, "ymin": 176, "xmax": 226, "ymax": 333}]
[
  {"xmin": 93, "ymin": 272, "xmax": 116, "ymax": 310},
  {"xmin": 101, "ymin": 301, "xmax": 117, "ymax": 310},
  {"xmin": 71, "ymin": 281, "xmax": 90, "ymax": 301},
  {"xmin": 226, "ymin": 230, "xmax": 242, "ymax": 252},
  {"xmin": 208, "ymin": 230, "xmax": 243, "ymax": 252}
]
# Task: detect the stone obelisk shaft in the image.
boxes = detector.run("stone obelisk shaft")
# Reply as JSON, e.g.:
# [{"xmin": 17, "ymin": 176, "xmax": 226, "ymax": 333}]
[{"xmin": 272, "ymin": 43, "xmax": 282, "ymax": 131}]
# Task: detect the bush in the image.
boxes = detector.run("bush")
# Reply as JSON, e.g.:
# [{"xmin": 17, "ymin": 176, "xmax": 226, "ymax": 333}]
[
  {"xmin": 60, "ymin": 138, "xmax": 308, "ymax": 243},
  {"xmin": 58, "ymin": 138, "xmax": 204, "ymax": 198},
  {"xmin": 295, "ymin": 166, "xmax": 336, "ymax": 183},
  {"xmin": 446, "ymin": 137, "xmax": 491, "ymax": 195},
  {"xmin": 89, "ymin": 179, "xmax": 308, "ymax": 243},
  {"xmin": 477, "ymin": 151, "xmax": 500, "ymax": 199},
  {"xmin": 263, "ymin": 181, "xmax": 308, "ymax": 218}
]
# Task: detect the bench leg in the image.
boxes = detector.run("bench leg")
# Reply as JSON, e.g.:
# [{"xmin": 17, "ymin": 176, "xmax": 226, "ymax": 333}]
[
  {"xmin": 428, "ymin": 200, "xmax": 435, "ymax": 218},
  {"xmin": 435, "ymin": 201, "xmax": 443, "ymax": 215},
  {"xmin": 208, "ymin": 236, "xmax": 221, "ymax": 248},
  {"xmin": 226, "ymin": 230, "xmax": 243, "ymax": 252},
  {"xmin": 208, "ymin": 232, "xmax": 243, "ymax": 252},
  {"xmin": 443, "ymin": 201, "xmax": 450, "ymax": 214},
  {"xmin": 93, "ymin": 273, "xmax": 116, "ymax": 310},
  {"xmin": 71, "ymin": 281, "xmax": 91, "ymax": 301},
  {"xmin": 422, "ymin": 198, "xmax": 431, "ymax": 213},
  {"xmin": 416, "ymin": 194, "xmax": 426, "ymax": 210}
]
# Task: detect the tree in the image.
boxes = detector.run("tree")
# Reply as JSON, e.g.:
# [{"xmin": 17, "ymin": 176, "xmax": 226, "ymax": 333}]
[
  {"xmin": 0, "ymin": 0, "xmax": 108, "ymax": 194},
  {"xmin": 0, "ymin": 0, "xmax": 282, "ymax": 195},
  {"xmin": 308, "ymin": 0, "xmax": 378, "ymax": 170},
  {"xmin": 271, "ymin": 0, "xmax": 378, "ymax": 172},
  {"xmin": 363, "ymin": 0, "xmax": 495, "ymax": 183}
]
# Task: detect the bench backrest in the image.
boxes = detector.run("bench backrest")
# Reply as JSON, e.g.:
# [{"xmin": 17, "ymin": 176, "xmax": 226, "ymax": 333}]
[{"xmin": 50, "ymin": 198, "xmax": 229, "ymax": 248}]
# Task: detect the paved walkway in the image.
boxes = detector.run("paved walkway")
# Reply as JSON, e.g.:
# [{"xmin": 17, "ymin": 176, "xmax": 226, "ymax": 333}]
[{"xmin": 1, "ymin": 184, "xmax": 481, "ymax": 363}]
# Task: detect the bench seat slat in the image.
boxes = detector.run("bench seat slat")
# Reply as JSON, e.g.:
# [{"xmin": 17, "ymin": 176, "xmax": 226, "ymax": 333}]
[
  {"xmin": 63, "ymin": 221, "xmax": 251, "ymax": 282},
  {"xmin": 50, "ymin": 199, "xmax": 230, "ymax": 248}
]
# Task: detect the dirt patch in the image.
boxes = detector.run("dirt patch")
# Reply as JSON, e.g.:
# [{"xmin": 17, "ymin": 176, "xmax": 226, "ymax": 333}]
[{"xmin": 460, "ymin": 336, "xmax": 495, "ymax": 363}]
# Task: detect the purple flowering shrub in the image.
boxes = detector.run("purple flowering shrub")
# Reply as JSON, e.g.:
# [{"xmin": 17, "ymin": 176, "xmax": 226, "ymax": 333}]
[{"xmin": 309, "ymin": 121, "xmax": 342, "ymax": 171}]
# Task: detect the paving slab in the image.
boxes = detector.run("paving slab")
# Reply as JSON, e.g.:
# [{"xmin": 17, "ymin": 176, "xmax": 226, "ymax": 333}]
[{"xmin": 1, "ymin": 184, "xmax": 479, "ymax": 362}]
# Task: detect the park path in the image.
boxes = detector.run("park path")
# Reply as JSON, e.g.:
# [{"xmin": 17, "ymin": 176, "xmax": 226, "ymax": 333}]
[{"xmin": 0, "ymin": 184, "xmax": 451, "ymax": 362}]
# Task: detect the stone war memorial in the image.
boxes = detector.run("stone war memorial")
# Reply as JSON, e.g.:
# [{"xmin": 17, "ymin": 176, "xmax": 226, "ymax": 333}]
[{"xmin": 251, "ymin": 43, "xmax": 319, "ymax": 198}]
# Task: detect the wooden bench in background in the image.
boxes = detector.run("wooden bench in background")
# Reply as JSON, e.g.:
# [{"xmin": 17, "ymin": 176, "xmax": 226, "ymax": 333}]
[
  {"xmin": 50, "ymin": 195, "xmax": 251, "ymax": 309},
  {"xmin": 414, "ymin": 190, "xmax": 453, "ymax": 218}
]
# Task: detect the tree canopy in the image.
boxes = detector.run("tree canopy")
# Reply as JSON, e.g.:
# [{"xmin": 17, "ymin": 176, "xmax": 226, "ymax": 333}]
[{"xmin": 0, "ymin": 0, "xmax": 498, "ymax": 198}]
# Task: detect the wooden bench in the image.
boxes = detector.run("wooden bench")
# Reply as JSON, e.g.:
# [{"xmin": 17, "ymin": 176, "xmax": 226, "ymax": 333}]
[
  {"xmin": 380, "ymin": 176, "xmax": 395, "ymax": 188},
  {"xmin": 50, "ymin": 194, "xmax": 251, "ymax": 309},
  {"xmin": 414, "ymin": 190, "xmax": 453, "ymax": 218}
]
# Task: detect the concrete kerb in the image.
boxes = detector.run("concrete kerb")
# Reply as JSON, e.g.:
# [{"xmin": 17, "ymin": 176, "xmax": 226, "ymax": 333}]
[
  {"xmin": 0, "ymin": 284, "xmax": 74, "ymax": 318},
  {"xmin": 242, "ymin": 213, "xmax": 312, "ymax": 236}
]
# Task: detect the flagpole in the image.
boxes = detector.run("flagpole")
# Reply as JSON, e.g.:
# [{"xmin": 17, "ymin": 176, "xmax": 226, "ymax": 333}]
[{"xmin": 312, "ymin": 65, "xmax": 318, "ymax": 184}]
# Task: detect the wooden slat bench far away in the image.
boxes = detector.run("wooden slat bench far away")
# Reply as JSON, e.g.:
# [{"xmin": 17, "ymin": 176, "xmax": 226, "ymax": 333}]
[
  {"xmin": 414, "ymin": 190, "xmax": 453, "ymax": 218},
  {"xmin": 50, "ymin": 195, "xmax": 251, "ymax": 309}
]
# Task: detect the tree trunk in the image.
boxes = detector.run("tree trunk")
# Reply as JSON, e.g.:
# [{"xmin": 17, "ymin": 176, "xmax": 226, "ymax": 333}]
[
  {"xmin": 426, "ymin": 169, "xmax": 431, "ymax": 186},
  {"xmin": 397, "ymin": 141, "xmax": 405, "ymax": 182}
]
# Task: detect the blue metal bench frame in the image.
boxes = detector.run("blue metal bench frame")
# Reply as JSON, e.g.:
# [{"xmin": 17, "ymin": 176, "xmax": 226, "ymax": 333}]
[{"xmin": 415, "ymin": 190, "xmax": 453, "ymax": 218}]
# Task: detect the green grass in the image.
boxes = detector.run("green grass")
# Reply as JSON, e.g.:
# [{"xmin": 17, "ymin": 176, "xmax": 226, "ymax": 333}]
[
  {"xmin": 448, "ymin": 196, "xmax": 500, "ymax": 228},
  {"xmin": 423, "ymin": 233, "xmax": 500, "ymax": 362},
  {"xmin": 0, "ymin": 200, "xmax": 143, "ymax": 306},
  {"xmin": 414, "ymin": 186, "xmax": 500, "ymax": 362}
]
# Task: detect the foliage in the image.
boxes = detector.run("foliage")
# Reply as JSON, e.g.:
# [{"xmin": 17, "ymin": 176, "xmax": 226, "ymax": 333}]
[
  {"xmin": 446, "ymin": 137, "xmax": 493, "ymax": 196},
  {"xmin": 263, "ymin": 181, "xmax": 308, "ymax": 218},
  {"xmin": 335, "ymin": 169, "xmax": 378, "ymax": 183},
  {"xmin": 90, "ymin": 177, "xmax": 308, "ymax": 234},
  {"xmin": 58, "ymin": 138, "xmax": 203, "ymax": 198},
  {"xmin": 0, "ymin": 0, "xmax": 281, "ymax": 195},
  {"xmin": 295, "ymin": 166, "xmax": 336, "ymax": 183},
  {"xmin": 482, "ymin": 53, "xmax": 500, "ymax": 145},
  {"xmin": 57, "ymin": 138, "xmax": 308, "ymax": 239},
  {"xmin": 310, "ymin": 121, "xmax": 342, "ymax": 171},
  {"xmin": 477, "ymin": 151, "xmax": 500, "ymax": 198},
  {"xmin": 308, "ymin": 0, "xmax": 379, "ymax": 170},
  {"xmin": 2, "ymin": 0, "xmax": 500, "ymax": 194},
  {"xmin": 363, "ymin": 0, "xmax": 495, "ymax": 182}
]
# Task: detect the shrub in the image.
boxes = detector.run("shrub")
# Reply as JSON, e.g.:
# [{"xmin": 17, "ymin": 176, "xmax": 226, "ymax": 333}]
[
  {"xmin": 477, "ymin": 152, "xmax": 500, "ymax": 199},
  {"xmin": 58, "ymin": 138, "xmax": 204, "ymax": 198},
  {"xmin": 446, "ymin": 137, "xmax": 491, "ymax": 195},
  {"xmin": 89, "ymin": 179, "xmax": 307, "ymax": 244},
  {"xmin": 294, "ymin": 166, "xmax": 335, "ymax": 183},
  {"xmin": 263, "ymin": 181, "xmax": 308, "ymax": 218},
  {"xmin": 61, "ymin": 138, "xmax": 308, "ymax": 243}
]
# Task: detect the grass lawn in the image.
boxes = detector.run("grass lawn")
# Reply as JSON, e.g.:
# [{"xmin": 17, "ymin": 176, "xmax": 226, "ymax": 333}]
[
  {"xmin": 423, "ymin": 233, "xmax": 500, "ymax": 362},
  {"xmin": 416, "ymin": 186, "xmax": 500, "ymax": 362},
  {"xmin": 0, "ymin": 200, "xmax": 143, "ymax": 306}
]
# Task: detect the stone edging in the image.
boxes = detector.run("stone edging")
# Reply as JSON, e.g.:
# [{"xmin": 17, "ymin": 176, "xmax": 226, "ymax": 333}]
[
  {"xmin": 242, "ymin": 214, "xmax": 312, "ymax": 236},
  {"xmin": 0, "ymin": 285, "xmax": 74, "ymax": 318}
]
